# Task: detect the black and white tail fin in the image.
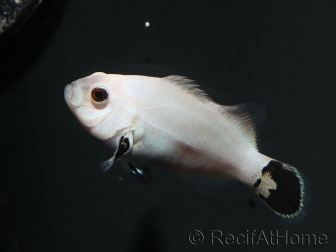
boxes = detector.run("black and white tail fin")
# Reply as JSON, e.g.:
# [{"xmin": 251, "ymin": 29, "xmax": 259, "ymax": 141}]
[{"xmin": 253, "ymin": 160, "xmax": 306, "ymax": 219}]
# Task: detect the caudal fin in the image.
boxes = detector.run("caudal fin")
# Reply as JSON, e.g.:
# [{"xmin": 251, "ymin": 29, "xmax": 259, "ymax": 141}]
[{"xmin": 253, "ymin": 160, "xmax": 306, "ymax": 219}]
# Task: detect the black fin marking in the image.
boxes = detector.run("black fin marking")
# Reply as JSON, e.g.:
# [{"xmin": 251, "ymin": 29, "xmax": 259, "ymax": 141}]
[
  {"xmin": 224, "ymin": 103, "xmax": 266, "ymax": 149},
  {"xmin": 114, "ymin": 136, "xmax": 130, "ymax": 162},
  {"xmin": 254, "ymin": 160, "xmax": 304, "ymax": 218},
  {"xmin": 253, "ymin": 178, "xmax": 261, "ymax": 187},
  {"xmin": 128, "ymin": 163, "xmax": 153, "ymax": 184},
  {"xmin": 99, "ymin": 135, "xmax": 130, "ymax": 172}
]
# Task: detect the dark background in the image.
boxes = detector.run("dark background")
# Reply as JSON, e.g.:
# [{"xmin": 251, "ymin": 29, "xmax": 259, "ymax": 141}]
[{"xmin": 1, "ymin": 0, "xmax": 335, "ymax": 251}]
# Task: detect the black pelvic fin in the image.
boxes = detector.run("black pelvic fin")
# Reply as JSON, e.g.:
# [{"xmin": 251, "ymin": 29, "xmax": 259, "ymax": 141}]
[{"xmin": 128, "ymin": 163, "xmax": 153, "ymax": 184}]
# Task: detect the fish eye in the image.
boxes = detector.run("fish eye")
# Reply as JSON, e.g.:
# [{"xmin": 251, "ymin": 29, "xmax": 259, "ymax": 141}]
[{"xmin": 91, "ymin": 87, "xmax": 108, "ymax": 102}]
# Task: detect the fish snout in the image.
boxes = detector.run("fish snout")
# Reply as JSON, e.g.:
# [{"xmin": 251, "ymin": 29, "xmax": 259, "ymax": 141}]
[{"xmin": 64, "ymin": 82, "xmax": 83, "ymax": 108}]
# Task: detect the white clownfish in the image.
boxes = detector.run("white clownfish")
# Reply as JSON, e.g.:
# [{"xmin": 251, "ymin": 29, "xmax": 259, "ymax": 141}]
[{"xmin": 64, "ymin": 72, "xmax": 306, "ymax": 219}]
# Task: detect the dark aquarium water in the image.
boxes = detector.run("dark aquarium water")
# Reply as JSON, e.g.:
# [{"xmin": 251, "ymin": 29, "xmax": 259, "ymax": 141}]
[{"xmin": 1, "ymin": 0, "xmax": 335, "ymax": 251}]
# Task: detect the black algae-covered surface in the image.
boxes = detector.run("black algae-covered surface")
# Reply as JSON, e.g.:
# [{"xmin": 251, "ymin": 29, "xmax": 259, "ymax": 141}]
[
  {"xmin": 0, "ymin": 1, "xmax": 335, "ymax": 251},
  {"xmin": 0, "ymin": 0, "xmax": 42, "ymax": 41}
]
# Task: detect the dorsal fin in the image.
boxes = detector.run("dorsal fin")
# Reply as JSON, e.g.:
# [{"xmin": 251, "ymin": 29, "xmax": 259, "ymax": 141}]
[
  {"xmin": 223, "ymin": 103, "xmax": 266, "ymax": 149},
  {"xmin": 163, "ymin": 75, "xmax": 223, "ymax": 110},
  {"xmin": 163, "ymin": 76, "xmax": 266, "ymax": 149}
]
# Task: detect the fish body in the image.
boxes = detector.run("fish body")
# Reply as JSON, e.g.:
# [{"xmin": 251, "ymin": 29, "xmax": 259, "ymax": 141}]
[{"xmin": 64, "ymin": 72, "xmax": 305, "ymax": 219}]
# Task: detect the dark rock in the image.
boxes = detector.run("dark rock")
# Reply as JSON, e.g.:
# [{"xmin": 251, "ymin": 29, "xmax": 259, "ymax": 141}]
[{"xmin": 0, "ymin": 0, "xmax": 42, "ymax": 42}]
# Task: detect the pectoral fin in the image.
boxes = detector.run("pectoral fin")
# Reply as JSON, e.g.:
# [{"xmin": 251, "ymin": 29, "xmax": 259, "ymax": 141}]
[
  {"xmin": 100, "ymin": 158, "xmax": 114, "ymax": 172},
  {"xmin": 99, "ymin": 131, "xmax": 133, "ymax": 172}
]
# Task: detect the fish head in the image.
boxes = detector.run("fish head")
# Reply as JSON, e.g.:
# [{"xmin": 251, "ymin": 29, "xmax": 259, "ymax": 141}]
[{"xmin": 64, "ymin": 72, "xmax": 138, "ymax": 141}]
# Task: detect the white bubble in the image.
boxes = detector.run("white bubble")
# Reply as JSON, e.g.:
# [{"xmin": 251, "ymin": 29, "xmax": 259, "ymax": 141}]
[{"xmin": 145, "ymin": 22, "xmax": 150, "ymax": 27}]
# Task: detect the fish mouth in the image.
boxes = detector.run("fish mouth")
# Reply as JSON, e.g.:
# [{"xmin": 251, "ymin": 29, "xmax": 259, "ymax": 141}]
[{"xmin": 64, "ymin": 82, "xmax": 83, "ymax": 108}]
